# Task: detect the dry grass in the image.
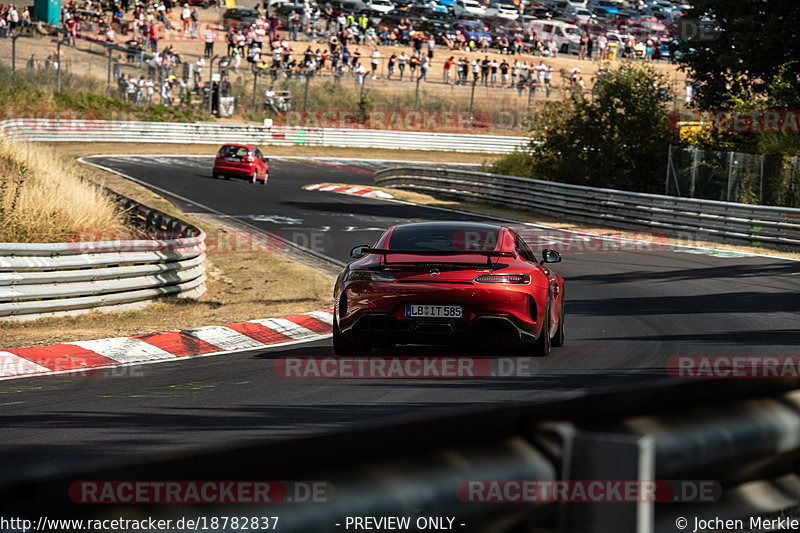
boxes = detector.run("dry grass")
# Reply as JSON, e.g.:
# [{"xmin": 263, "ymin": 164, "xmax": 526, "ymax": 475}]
[
  {"xmin": 0, "ymin": 144, "xmax": 334, "ymax": 349},
  {"xmin": 0, "ymin": 138, "xmax": 126, "ymax": 242}
]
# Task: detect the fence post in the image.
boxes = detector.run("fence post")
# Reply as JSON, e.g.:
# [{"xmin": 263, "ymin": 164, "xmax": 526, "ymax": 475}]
[
  {"xmin": 303, "ymin": 72, "xmax": 310, "ymax": 111},
  {"xmin": 469, "ymin": 77, "xmax": 476, "ymax": 114},
  {"xmin": 759, "ymin": 154, "xmax": 765, "ymax": 205},
  {"xmin": 252, "ymin": 71, "xmax": 259, "ymax": 113},
  {"xmin": 107, "ymin": 46, "xmax": 113, "ymax": 95},
  {"xmin": 56, "ymin": 37, "xmax": 63, "ymax": 92},
  {"xmin": 727, "ymin": 151, "xmax": 735, "ymax": 202},
  {"xmin": 414, "ymin": 76, "xmax": 420, "ymax": 110},
  {"xmin": 690, "ymin": 145, "xmax": 698, "ymax": 198},
  {"xmin": 207, "ymin": 55, "xmax": 218, "ymax": 115},
  {"xmin": 665, "ymin": 144, "xmax": 672, "ymax": 195},
  {"xmin": 11, "ymin": 33, "xmax": 21, "ymax": 86}
]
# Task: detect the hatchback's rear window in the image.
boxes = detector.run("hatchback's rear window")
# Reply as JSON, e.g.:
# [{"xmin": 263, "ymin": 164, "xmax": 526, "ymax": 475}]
[
  {"xmin": 388, "ymin": 224, "xmax": 501, "ymax": 252},
  {"xmin": 219, "ymin": 145, "xmax": 250, "ymax": 158}
]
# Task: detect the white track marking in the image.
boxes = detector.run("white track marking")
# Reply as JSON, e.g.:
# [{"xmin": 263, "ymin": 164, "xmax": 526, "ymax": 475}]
[
  {"xmin": 183, "ymin": 325, "xmax": 266, "ymax": 351},
  {"xmin": 0, "ymin": 351, "xmax": 50, "ymax": 377},
  {"xmin": 306, "ymin": 310, "xmax": 334, "ymax": 325},
  {"xmin": 72, "ymin": 338, "xmax": 176, "ymax": 364},
  {"xmin": 249, "ymin": 318, "xmax": 318, "ymax": 340}
]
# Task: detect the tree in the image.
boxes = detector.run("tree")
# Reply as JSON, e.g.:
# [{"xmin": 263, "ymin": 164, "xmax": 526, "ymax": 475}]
[
  {"xmin": 494, "ymin": 63, "xmax": 676, "ymax": 194},
  {"xmin": 675, "ymin": 0, "xmax": 800, "ymax": 109}
]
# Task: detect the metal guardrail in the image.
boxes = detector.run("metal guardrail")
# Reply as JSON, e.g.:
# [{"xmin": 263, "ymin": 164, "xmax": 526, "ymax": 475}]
[
  {"xmin": 4, "ymin": 379, "xmax": 800, "ymax": 533},
  {"xmin": 0, "ymin": 119, "xmax": 528, "ymax": 154},
  {"xmin": 0, "ymin": 190, "xmax": 206, "ymax": 321},
  {"xmin": 374, "ymin": 167, "xmax": 800, "ymax": 250}
]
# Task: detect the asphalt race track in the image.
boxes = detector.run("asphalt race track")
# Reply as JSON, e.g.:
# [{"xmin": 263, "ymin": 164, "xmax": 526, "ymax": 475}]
[{"xmin": 1, "ymin": 155, "xmax": 799, "ymax": 486}]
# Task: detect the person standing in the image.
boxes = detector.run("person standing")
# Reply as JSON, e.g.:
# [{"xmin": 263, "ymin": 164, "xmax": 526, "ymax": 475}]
[
  {"xmin": 409, "ymin": 54, "xmax": 419, "ymax": 79},
  {"xmin": 194, "ymin": 56, "xmax": 205, "ymax": 86},
  {"xmin": 597, "ymin": 34, "xmax": 607, "ymax": 60},
  {"xmin": 203, "ymin": 25, "xmax": 215, "ymax": 57},
  {"xmin": 443, "ymin": 56, "xmax": 453, "ymax": 84},
  {"xmin": 419, "ymin": 55, "xmax": 429, "ymax": 82},
  {"xmin": 190, "ymin": 7, "xmax": 198, "ymax": 39},
  {"xmin": 288, "ymin": 10, "xmax": 299, "ymax": 41},
  {"xmin": 397, "ymin": 51, "xmax": 408, "ymax": 80},
  {"xmin": 370, "ymin": 47, "xmax": 380, "ymax": 79},
  {"xmin": 471, "ymin": 57, "xmax": 479, "ymax": 84},
  {"xmin": 387, "ymin": 52, "xmax": 396, "ymax": 79},
  {"xmin": 500, "ymin": 58, "xmax": 509, "ymax": 88},
  {"xmin": 181, "ymin": 3, "xmax": 190, "ymax": 35}
]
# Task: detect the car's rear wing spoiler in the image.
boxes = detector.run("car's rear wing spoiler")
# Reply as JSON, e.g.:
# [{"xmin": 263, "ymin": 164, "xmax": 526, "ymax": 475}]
[{"xmin": 363, "ymin": 248, "xmax": 516, "ymax": 266}]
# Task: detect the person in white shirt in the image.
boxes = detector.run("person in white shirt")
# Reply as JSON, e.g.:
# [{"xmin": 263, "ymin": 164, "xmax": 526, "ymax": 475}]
[
  {"xmin": 355, "ymin": 62, "xmax": 366, "ymax": 85},
  {"xmin": 597, "ymin": 34, "xmax": 608, "ymax": 60},
  {"xmin": 181, "ymin": 4, "xmax": 191, "ymax": 34},
  {"xmin": 370, "ymin": 48, "xmax": 381, "ymax": 79}
]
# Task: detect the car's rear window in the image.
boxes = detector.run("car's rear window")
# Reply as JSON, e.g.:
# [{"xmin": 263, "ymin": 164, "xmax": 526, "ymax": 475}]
[
  {"xmin": 388, "ymin": 225, "xmax": 501, "ymax": 252},
  {"xmin": 219, "ymin": 145, "xmax": 250, "ymax": 158}
]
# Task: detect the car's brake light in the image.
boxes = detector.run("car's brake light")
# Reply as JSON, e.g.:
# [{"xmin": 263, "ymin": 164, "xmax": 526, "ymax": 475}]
[
  {"xmin": 474, "ymin": 274, "xmax": 530, "ymax": 284},
  {"xmin": 346, "ymin": 270, "xmax": 396, "ymax": 282}
]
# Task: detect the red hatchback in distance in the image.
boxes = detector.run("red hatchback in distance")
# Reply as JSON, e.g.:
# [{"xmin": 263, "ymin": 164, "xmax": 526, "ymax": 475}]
[{"xmin": 212, "ymin": 144, "xmax": 270, "ymax": 184}]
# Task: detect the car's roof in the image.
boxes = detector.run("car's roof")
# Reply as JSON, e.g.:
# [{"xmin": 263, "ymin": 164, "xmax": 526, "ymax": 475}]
[
  {"xmin": 391, "ymin": 221, "xmax": 505, "ymax": 232},
  {"xmin": 221, "ymin": 143, "xmax": 256, "ymax": 149}
]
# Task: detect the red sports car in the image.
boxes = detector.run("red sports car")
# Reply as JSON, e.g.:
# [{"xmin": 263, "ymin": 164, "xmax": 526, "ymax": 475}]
[
  {"xmin": 333, "ymin": 222, "xmax": 565, "ymax": 356},
  {"xmin": 212, "ymin": 144, "xmax": 270, "ymax": 184}
]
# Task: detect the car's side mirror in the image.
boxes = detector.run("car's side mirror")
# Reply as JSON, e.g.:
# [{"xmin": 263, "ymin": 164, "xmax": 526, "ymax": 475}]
[
  {"xmin": 541, "ymin": 249, "xmax": 561, "ymax": 264},
  {"xmin": 350, "ymin": 245, "xmax": 371, "ymax": 259}
]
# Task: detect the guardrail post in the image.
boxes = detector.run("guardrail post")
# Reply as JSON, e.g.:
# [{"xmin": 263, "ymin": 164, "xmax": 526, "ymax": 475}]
[{"xmin": 563, "ymin": 432, "xmax": 655, "ymax": 533}]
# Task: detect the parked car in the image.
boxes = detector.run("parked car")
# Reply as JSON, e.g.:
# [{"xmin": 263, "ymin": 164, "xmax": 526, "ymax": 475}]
[
  {"xmin": 333, "ymin": 221, "xmax": 565, "ymax": 356},
  {"xmin": 364, "ymin": 0, "xmax": 395, "ymax": 14},
  {"xmin": 455, "ymin": 19, "xmax": 492, "ymax": 44},
  {"xmin": 484, "ymin": 1, "xmax": 519, "ymax": 20},
  {"xmin": 528, "ymin": 19, "xmax": 581, "ymax": 54},
  {"xmin": 452, "ymin": 0, "xmax": 485, "ymax": 17},
  {"xmin": 212, "ymin": 144, "xmax": 270, "ymax": 184},
  {"xmin": 222, "ymin": 7, "xmax": 260, "ymax": 30}
]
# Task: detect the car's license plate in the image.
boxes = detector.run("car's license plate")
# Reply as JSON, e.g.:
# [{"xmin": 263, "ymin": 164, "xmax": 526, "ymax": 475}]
[
  {"xmin": 405, "ymin": 305, "xmax": 462, "ymax": 318},
  {"xmin": 226, "ymin": 157, "xmax": 241, "ymax": 162}
]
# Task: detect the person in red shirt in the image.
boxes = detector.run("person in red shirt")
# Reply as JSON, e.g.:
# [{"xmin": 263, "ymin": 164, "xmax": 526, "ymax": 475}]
[{"xmin": 443, "ymin": 56, "xmax": 453, "ymax": 84}]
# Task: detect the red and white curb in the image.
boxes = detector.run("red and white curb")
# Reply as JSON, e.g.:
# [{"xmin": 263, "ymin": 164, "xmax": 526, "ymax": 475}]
[
  {"xmin": 303, "ymin": 183, "xmax": 394, "ymax": 199},
  {"xmin": 0, "ymin": 309, "xmax": 333, "ymax": 380}
]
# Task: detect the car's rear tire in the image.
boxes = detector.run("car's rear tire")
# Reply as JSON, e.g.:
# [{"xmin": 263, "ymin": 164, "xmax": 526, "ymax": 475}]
[
  {"xmin": 224, "ymin": 174, "xmax": 230, "ymax": 180},
  {"xmin": 251, "ymin": 170, "xmax": 258, "ymax": 184},
  {"xmin": 333, "ymin": 314, "xmax": 370, "ymax": 356},
  {"xmin": 531, "ymin": 301, "xmax": 551, "ymax": 357},
  {"xmin": 552, "ymin": 295, "xmax": 565, "ymax": 347},
  {"xmin": 212, "ymin": 172, "xmax": 219, "ymax": 179}
]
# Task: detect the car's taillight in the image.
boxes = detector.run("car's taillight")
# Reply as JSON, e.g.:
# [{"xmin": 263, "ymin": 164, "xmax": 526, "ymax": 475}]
[
  {"xmin": 474, "ymin": 273, "xmax": 530, "ymax": 284},
  {"xmin": 346, "ymin": 270, "xmax": 396, "ymax": 282}
]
